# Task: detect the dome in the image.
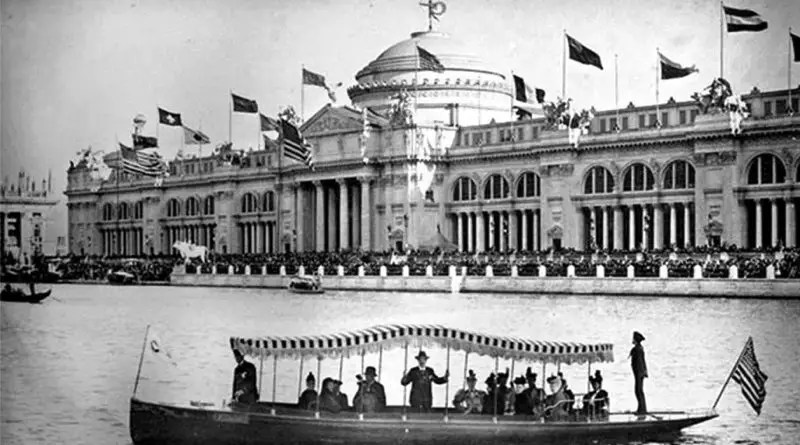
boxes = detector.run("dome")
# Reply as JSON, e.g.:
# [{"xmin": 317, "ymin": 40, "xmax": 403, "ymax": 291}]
[{"xmin": 355, "ymin": 31, "xmax": 502, "ymax": 80}]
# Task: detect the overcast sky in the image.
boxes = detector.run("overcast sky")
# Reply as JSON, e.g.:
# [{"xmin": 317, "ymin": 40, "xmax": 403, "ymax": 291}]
[{"xmin": 1, "ymin": 0, "xmax": 797, "ymax": 233}]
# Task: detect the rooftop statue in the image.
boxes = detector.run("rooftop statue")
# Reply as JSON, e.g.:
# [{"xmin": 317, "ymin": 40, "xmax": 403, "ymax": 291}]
[
  {"xmin": 691, "ymin": 77, "xmax": 733, "ymax": 114},
  {"xmin": 388, "ymin": 90, "xmax": 415, "ymax": 127}
]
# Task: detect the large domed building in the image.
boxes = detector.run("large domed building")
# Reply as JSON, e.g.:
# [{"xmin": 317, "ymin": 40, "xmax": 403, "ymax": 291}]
[{"xmin": 348, "ymin": 30, "xmax": 513, "ymax": 126}]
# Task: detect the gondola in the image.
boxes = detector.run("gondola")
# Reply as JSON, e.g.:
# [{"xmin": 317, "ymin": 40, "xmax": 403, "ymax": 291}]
[
  {"xmin": 287, "ymin": 275, "xmax": 324, "ymax": 294},
  {"xmin": 108, "ymin": 270, "xmax": 137, "ymax": 285},
  {"xmin": 129, "ymin": 324, "xmax": 720, "ymax": 444},
  {"xmin": 1, "ymin": 284, "xmax": 51, "ymax": 303}
]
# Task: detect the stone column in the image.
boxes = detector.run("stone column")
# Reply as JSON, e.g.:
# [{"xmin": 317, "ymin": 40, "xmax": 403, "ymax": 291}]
[
  {"xmin": 314, "ymin": 181, "xmax": 325, "ymax": 252},
  {"xmin": 509, "ymin": 210, "xmax": 518, "ymax": 251},
  {"xmin": 641, "ymin": 205, "xmax": 649, "ymax": 250},
  {"xmin": 684, "ymin": 204, "xmax": 691, "ymax": 248},
  {"xmin": 294, "ymin": 184, "xmax": 303, "ymax": 252},
  {"xmin": 593, "ymin": 207, "xmax": 600, "ymax": 248},
  {"xmin": 521, "ymin": 210, "xmax": 528, "ymax": 251},
  {"xmin": 500, "ymin": 212, "xmax": 508, "ymax": 251},
  {"xmin": 601, "ymin": 207, "xmax": 610, "ymax": 250},
  {"xmin": 475, "ymin": 211, "xmax": 485, "ymax": 252},
  {"xmin": 653, "ymin": 204, "xmax": 663, "ymax": 250},
  {"xmin": 467, "ymin": 212, "xmax": 474, "ymax": 252},
  {"xmin": 360, "ymin": 177, "xmax": 371, "ymax": 251},
  {"xmin": 327, "ymin": 186, "xmax": 337, "ymax": 251},
  {"xmin": 338, "ymin": 179, "xmax": 349, "ymax": 250},
  {"xmin": 755, "ymin": 200, "xmax": 763, "ymax": 248},
  {"xmin": 487, "ymin": 212, "xmax": 495, "ymax": 250},
  {"xmin": 787, "ymin": 200, "xmax": 796, "ymax": 248},
  {"xmin": 770, "ymin": 199, "xmax": 778, "ymax": 247},
  {"xmin": 628, "ymin": 206, "xmax": 635, "ymax": 250},
  {"xmin": 532, "ymin": 210, "xmax": 539, "ymax": 251},
  {"xmin": 669, "ymin": 203, "xmax": 677, "ymax": 247},
  {"xmin": 255, "ymin": 222, "xmax": 262, "ymax": 253},
  {"xmin": 613, "ymin": 207, "xmax": 622, "ymax": 250},
  {"xmin": 352, "ymin": 184, "xmax": 360, "ymax": 248},
  {"xmin": 457, "ymin": 213, "xmax": 464, "ymax": 251}
]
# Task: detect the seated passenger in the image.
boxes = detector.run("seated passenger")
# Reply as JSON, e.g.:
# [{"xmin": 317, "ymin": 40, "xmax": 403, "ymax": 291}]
[
  {"xmin": 582, "ymin": 370, "xmax": 610, "ymax": 419},
  {"xmin": 558, "ymin": 372, "xmax": 576, "ymax": 413},
  {"xmin": 333, "ymin": 379, "xmax": 349, "ymax": 410},
  {"xmin": 452, "ymin": 370, "xmax": 486, "ymax": 414},
  {"xmin": 353, "ymin": 366, "xmax": 386, "ymax": 413},
  {"xmin": 497, "ymin": 369, "xmax": 514, "ymax": 415},
  {"xmin": 543, "ymin": 374, "xmax": 570, "ymax": 421},
  {"xmin": 298, "ymin": 372, "xmax": 318, "ymax": 410},
  {"xmin": 319, "ymin": 378, "xmax": 344, "ymax": 413},
  {"xmin": 513, "ymin": 375, "xmax": 531, "ymax": 415},
  {"xmin": 521, "ymin": 367, "xmax": 544, "ymax": 418}
]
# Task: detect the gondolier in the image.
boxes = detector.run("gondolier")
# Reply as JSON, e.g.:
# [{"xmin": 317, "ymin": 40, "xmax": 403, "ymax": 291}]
[
  {"xmin": 400, "ymin": 350, "xmax": 448, "ymax": 412},
  {"xmin": 630, "ymin": 331, "xmax": 648, "ymax": 415},
  {"xmin": 232, "ymin": 350, "xmax": 259, "ymax": 404}
]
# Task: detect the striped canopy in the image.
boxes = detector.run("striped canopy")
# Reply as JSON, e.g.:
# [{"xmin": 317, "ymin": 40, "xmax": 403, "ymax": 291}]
[{"xmin": 230, "ymin": 324, "xmax": 614, "ymax": 365}]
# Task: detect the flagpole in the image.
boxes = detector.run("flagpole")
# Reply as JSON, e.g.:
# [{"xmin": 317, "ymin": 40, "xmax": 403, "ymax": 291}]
[
  {"xmin": 115, "ymin": 135, "xmax": 121, "ymax": 255},
  {"xmin": 301, "ymin": 65, "xmax": 305, "ymax": 123},
  {"xmin": 228, "ymin": 89, "xmax": 233, "ymax": 143},
  {"xmin": 562, "ymin": 30, "xmax": 567, "ymax": 99},
  {"xmin": 510, "ymin": 70, "xmax": 516, "ymax": 146},
  {"xmin": 132, "ymin": 324, "xmax": 151, "ymax": 397},
  {"xmin": 711, "ymin": 337, "xmax": 750, "ymax": 411},
  {"xmin": 614, "ymin": 54, "xmax": 620, "ymax": 132},
  {"xmin": 720, "ymin": 1, "xmax": 724, "ymax": 78},
  {"xmin": 655, "ymin": 48, "xmax": 660, "ymax": 127},
  {"xmin": 790, "ymin": 27, "xmax": 794, "ymax": 114}
]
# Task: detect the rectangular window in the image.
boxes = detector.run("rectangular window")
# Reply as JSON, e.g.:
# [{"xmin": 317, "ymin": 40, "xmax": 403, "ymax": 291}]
[
  {"xmin": 638, "ymin": 115, "xmax": 646, "ymax": 128},
  {"xmin": 517, "ymin": 127, "xmax": 524, "ymax": 141},
  {"xmin": 472, "ymin": 133, "xmax": 482, "ymax": 145},
  {"xmin": 531, "ymin": 126, "xmax": 539, "ymax": 139},
  {"xmin": 791, "ymin": 98, "xmax": 799, "ymax": 112},
  {"xmin": 485, "ymin": 131, "xmax": 492, "ymax": 144},
  {"xmin": 776, "ymin": 99, "xmax": 786, "ymax": 114},
  {"xmin": 622, "ymin": 117, "xmax": 629, "ymax": 130},
  {"xmin": 609, "ymin": 117, "xmax": 618, "ymax": 131},
  {"xmin": 661, "ymin": 112, "xmax": 669, "ymax": 127},
  {"xmin": 599, "ymin": 119, "xmax": 606, "ymax": 133},
  {"xmin": 764, "ymin": 101, "xmax": 772, "ymax": 116},
  {"xmin": 690, "ymin": 110, "xmax": 698, "ymax": 122},
  {"xmin": 649, "ymin": 113, "xmax": 657, "ymax": 127},
  {"xmin": 679, "ymin": 110, "xmax": 687, "ymax": 124}
]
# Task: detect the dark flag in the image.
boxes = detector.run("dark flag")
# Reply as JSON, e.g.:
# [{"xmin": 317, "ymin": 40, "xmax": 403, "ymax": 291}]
[
  {"xmin": 416, "ymin": 45, "xmax": 445, "ymax": 72},
  {"xmin": 659, "ymin": 52, "xmax": 698, "ymax": 79},
  {"xmin": 535, "ymin": 88, "xmax": 546, "ymax": 104},
  {"xmin": 302, "ymin": 68, "xmax": 327, "ymax": 88},
  {"xmin": 723, "ymin": 6, "xmax": 768, "ymax": 32},
  {"xmin": 731, "ymin": 337, "xmax": 768, "ymax": 415},
  {"xmin": 182, "ymin": 126, "xmax": 210, "ymax": 145},
  {"xmin": 792, "ymin": 32, "xmax": 800, "ymax": 62},
  {"xmin": 232, "ymin": 93, "xmax": 258, "ymax": 113},
  {"xmin": 513, "ymin": 75, "xmax": 529, "ymax": 102},
  {"xmin": 280, "ymin": 119, "xmax": 314, "ymax": 169},
  {"xmin": 566, "ymin": 34, "xmax": 603, "ymax": 70},
  {"xmin": 132, "ymin": 134, "xmax": 158, "ymax": 149},
  {"xmin": 260, "ymin": 113, "xmax": 279, "ymax": 132},
  {"xmin": 158, "ymin": 108, "xmax": 182, "ymax": 126}
]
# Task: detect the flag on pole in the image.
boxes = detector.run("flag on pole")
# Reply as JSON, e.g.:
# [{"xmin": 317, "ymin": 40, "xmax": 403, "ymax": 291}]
[
  {"xmin": 132, "ymin": 134, "xmax": 158, "ymax": 149},
  {"xmin": 119, "ymin": 144, "xmax": 167, "ymax": 177},
  {"xmin": 232, "ymin": 93, "xmax": 258, "ymax": 113},
  {"xmin": 182, "ymin": 126, "xmax": 210, "ymax": 144},
  {"xmin": 659, "ymin": 52, "xmax": 699, "ymax": 79},
  {"xmin": 791, "ymin": 32, "xmax": 800, "ymax": 62},
  {"xmin": 158, "ymin": 108, "xmax": 182, "ymax": 126},
  {"xmin": 723, "ymin": 6, "xmax": 768, "ymax": 32},
  {"xmin": 302, "ymin": 68, "xmax": 342, "ymax": 102},
  {"xmin": 280, "ymin": 119, "xmax": 314, "ymax": 169},
  {"xmin": 566, "ymin": 34, "xmax": 603, "ymax": 69},
  {"xmin": 512, "ymin": 74, "xmax": 545, "ymax": 104},
  {"xmin": 416, "ymin": 45, "xmax": 445, "ymax": 72},
  {"xmin": 731, "ymin": 337, "xmax": 768, "ymax": 415},
  {"xmin": 260, "ymin": 113, "xmax": 279, "ymax": 132}
]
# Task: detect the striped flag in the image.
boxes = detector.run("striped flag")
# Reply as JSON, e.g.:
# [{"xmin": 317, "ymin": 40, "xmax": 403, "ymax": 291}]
[
  {"xmin": 731, "ymin": 337, "xmax": 768, "ymax": 415},
  {"xmin": 119, "ymin": 144, "xmax": 166, "ymax": 177},
  {"xmin": 723, "ymin": 6, "xmax": 768, "ymax": 32},
  {"xmin": 279, "ymin": 119, "xmax": 314, "ymax": 169},
  {"xmin": 416, "ymin": 45, "xmax": 445, "ymax": 72}
]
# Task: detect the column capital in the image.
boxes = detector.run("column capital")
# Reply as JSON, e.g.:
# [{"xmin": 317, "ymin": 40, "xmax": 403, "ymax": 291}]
[
  {"xmin": 336, "ymin": 178, "xmax": 348, "ymax": 186},
  {"xmin": 358, "ymin": 175, "xmax": 374, "ymax": 185},
  {"xmin": 312, "ymin": 180, "xmax": 323, "ymax": 188}
]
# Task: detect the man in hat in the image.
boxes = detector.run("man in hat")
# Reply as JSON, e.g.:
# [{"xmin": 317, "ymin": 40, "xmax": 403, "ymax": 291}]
[
  {"xmin": 232, "ymin": 350, "xmax": 259, "ymax": 404},
  {"xmin": 521, "ymin": 367, "xmax": 544, "ymax": 417},
  {"xmin": 512, "ymin": 375, "xmax": 531, "ymax": 415},
  {"xmin": 298, "ymin": 372, "xmax": 318, "ymax": 410},
  {"xmin": 452, "ymin": 370, "xmax": 485, "ymax": 414},
  {"xmin": 630, "ymin": 331, "xmax": 648, "ymax": 415},
  {"xmin": 400, "ymin": 350, "xmax": 449, "ymax": 412},
  {"xmin": 353, "ymin": 366, "xmax": 386, "ymax": 413}
]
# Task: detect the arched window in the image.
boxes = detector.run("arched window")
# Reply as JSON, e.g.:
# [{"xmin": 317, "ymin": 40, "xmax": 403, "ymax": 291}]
[
  {"xmin": 747, "ymin": 154, "xmax": 786, "ymax": 185},
  {"xmin": 241, "ymin": 193, "xmax": 258, "ymax": 213},
  {"xmin": 264, "ymin": 191, "xmax": 276, "ymax": 212},
  {"xmin": 663, "ymin": 160, "xmax": 696, "ymax": 190},
  {"xmin": 118, "ymin": 202, "xmax": 129, "ymax": 220},
  {"xmin": 584, "ymin": 166, "xmax": 615, "ymax": 194},
  {"xmin": 622, "ymin": 163, "xmax": 655, "ymax": 192},
  {"xmin": 134, "ymin": 201, "xmax": 144, "ymax": 219},
  {"xmin": 204, "ymin": 196, "xmax": 215, "ymax": 215},
  {"xmin": 452, "ymin": 177, "xmax": 477, "ymax": 202},
  {"xmin": 483, "ymin": 174, "xmax": 509, "ymax": 199},
  {"xmin": 167, "ymin": 198, "xmax": 181, "ymax": 217},
  {"xmin": 517, "ymin": 171, "xmax": 541, "ymax": 198},
  {"xmin": 185, "ymin": 197, "xmax": 199, "ymax": 216},
  {"xmin": 102, "ymin": 203, "xmax": 114, "ymax": 221}
]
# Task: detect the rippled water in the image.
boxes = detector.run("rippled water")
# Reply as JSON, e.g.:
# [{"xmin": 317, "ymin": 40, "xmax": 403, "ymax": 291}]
[{"xmin": 1, "ymin": 284, "xmax": 799, "ymax": 444}]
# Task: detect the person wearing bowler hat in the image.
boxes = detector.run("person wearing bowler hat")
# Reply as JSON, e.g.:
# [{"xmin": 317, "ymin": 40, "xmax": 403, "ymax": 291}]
[
  {"xmin": 298, "ymin": 372, "xmax": 318, "ymax": 410},
  {"xmin": 231, "ymin": 350, "xmax": 259, "ymax": 404},
  {"xmin": 400, "ymin": 350, "xmax": 449, "ymax": 413},
  {"xmin": 630, "ymin": 331, "xmax": 648, "ymax": 415},
  {"xmin": 353, "ymin": 366, "xmax": 386, "ymax": 413}
]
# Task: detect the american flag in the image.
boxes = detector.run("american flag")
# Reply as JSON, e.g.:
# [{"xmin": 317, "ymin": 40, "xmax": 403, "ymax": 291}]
[
  {"xmin": 119, "ymin": 143, "xmax": 166, "ymax": 177},
  {"xmin": 416, "ymin": 45, "xmax": 445, "ymax": 72},
  {"xmin": 731, "ymin": 337, "xmax": 768, "ymax": 415},
  {"xmin": 280, "ymin": 119, "xmax": 314, "ymax": 169}
]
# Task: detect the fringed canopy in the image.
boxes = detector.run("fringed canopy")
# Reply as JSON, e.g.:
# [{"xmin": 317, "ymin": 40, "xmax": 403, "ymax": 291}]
[{"xmin": 229, "ymin": 324, "xmax": 614, "ymax": 365}]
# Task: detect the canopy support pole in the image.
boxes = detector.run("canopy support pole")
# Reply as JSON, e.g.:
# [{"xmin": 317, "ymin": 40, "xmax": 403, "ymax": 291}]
[
  {"xmin": 314, "ymin": 357, "xmax": 322, "ymax": 419},
  {"xmin": 443, "ymin": 344, "xmax": 451, "ymax": 422},
  {"xmin": 132, "ymin": 324, "xmax": 150, "ymax": 397},
  {"xmin": 378, "ymin": 346, "xmax": 383, "ymax": 382},
  {"xmin": 587, "ymin": 360, "xmax": 592, "ymax": 392},
  {"xmin": 359, "ymin": 350, "xmax": 365, "ymax": 416},
  {"xmin": 510, "ymin": 359, "xmax": 515, "ymax": 385},
  {"xmin": 258, "ymin": 356, "xmax": 264, "ymax": 401},
  {"xmin": 270, "ymin": 356, "xmax": 277, "ymax": 415},
  {"xmin": 462, "ymin": 352, "xmax": 470, "ymax": 390},
  {"xmin": 542, "ymin": 363, "xmax": 546, "ymax": 389},
  {"xmin": 492, "ymin": 356, "xmax": 499, "ymax": 423},
  {"xmin": 338, "ymin": 354, "xmax": 344, "ymax": 382},
  {"xmin": 297, "ymin": 358, "xmax": 304, "ymax": 399},
  {"xmin": 402, "ymin": 342, "xmax": 409, "ymax": 421}
]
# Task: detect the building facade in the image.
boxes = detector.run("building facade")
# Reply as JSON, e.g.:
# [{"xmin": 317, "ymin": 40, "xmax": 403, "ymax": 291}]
[
  {"xmin": 64, "ymin": 29, "xmax": 800, "ymax": 256},
  {"xmin": 1, "ymin": 170, "xmax": 59, "ymax": 261}
]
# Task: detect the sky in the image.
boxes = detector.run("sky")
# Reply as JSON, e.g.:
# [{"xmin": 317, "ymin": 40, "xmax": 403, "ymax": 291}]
[{"xmin": 1, "ymin": 0, "xmax": 798, "ymax": 237}]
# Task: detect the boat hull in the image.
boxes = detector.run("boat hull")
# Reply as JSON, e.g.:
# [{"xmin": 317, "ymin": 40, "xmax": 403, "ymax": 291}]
[
  {"xmin": 130, "ymin": 398, "xmax": 717, "ymax": 445},
  {"xmin": 0, "ymin": 288, "xmax": 51, "ymax": 303}
]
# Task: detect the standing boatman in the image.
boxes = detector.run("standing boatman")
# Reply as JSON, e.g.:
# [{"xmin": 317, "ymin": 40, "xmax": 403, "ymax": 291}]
[
  {"xmin": 630, "ymin": 331, "xmax": 648, "ymax": 415},
  {"xmin": 401, "ymin": 351, "xmax": 449, "ymax": 412},
  {"xmin": 232, "ymin": 349, "xmax": 259, "ymax": 404}
]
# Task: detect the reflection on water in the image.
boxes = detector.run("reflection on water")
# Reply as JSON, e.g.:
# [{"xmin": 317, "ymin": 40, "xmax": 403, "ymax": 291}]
[{"xmin": 1, "ymin": 284, "xmax": 798, "ymax": 444}]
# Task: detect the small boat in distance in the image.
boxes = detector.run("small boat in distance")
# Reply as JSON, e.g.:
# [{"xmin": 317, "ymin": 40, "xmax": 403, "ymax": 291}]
[
  {"xmin": 129, "ymin": 324, "xmax": 720, "ymax": 444},
  {"xmin": 108, "ymin": 270, "xmax": 137, "ymax": 285},
  {"xmin": 1, "ymin": 283, "xmax": 51, "ymax": 303},
  {"xmin": 287, "ymin": 275, "xmax": 323, "ymax": 294}
]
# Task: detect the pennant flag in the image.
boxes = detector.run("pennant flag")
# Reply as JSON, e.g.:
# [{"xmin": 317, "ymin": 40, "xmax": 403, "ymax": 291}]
[
  {"xmin": 232, "ymin": 93, "xmax": 258, "ymax": 113},
  {"xmin": 146, "ymin": 327, "xmax": 178, "ymax": 367},
  {"xmin": 158, "ymin": 108, "xmax": 182, "ymax": 126},
  {"xmin": 119, "ymin": 144, "xmax": 166, "ymax": 177},
  {"xmin": 280, "ymin": 119, "xmax": 314, "ymax": 169},
  {"xmin": 260, "ymin": 113, "xmax": 279, "ymax": 132},
  {"xmin": 416, "ymin": 45, "xmax": 445, "ymax": 72},
  {"xmin": 132, "ymin": 134, "xmax": 158, "ymax": 149},
  {"xmin": 723, "ymin": 6, "xmax": 768, "ymax": 32},
  {"xmin": 731, "ymin": 337, "xmax": 768, "ymax": 415},
  {"xmin": 182, "ymin": 126, "xmax": 210, "ymax": 145},
  {"xmin": 792, "ymin": 32, "xmax": 800, "ymax": 62},
  {"xmin": 659, "ymin": 52, "xmax": 699, "ymax": 79},
  {"xmin": 566, "ymin": 34, "xmax": 603, "ymax": 70}
]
